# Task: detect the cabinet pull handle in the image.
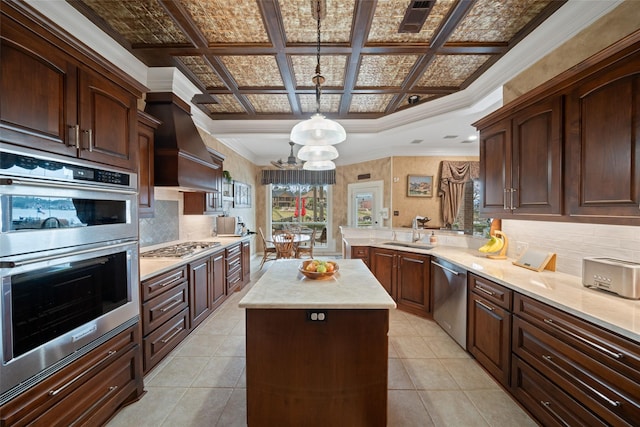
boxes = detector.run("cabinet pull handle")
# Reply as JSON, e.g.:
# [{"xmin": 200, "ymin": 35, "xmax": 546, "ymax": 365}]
[
  {"xmin": 69, "ymin": 124, "xmax": 80, "ymax": 149},
  {"xmin": 510, "ymin": 188, "xmax": 516, "ymax": 210},
  {"xmin": 540, "ymin": 401, "xmax": 571, "ymax": 427},
  {"xmin": 431, "ymin": 261, "xmax": 459, "ymax": 275},
  {"xmin": 48, "ymin": 350, "xmax": 117, "ymax": 396},
  {"xmin": 161, "ymin": 326, "xmax": 184, "ymax": 344},
  {"xmin": 475, "ymin": 299, "xmax": 494, "ymax": 312},
  {"xmin": 543, "ymin": 318, "xmax": 623, "ymax": 360},
  {"xmin": 503, "ymin": 188, "xmax": 509, "ymax": 210},
  {"xmin": 160, "ymin": 296, "xmax": 182, "ymax": 313},
  {"xmin": 474, "ymin": 285, "xmax": 495, "ymax": 296},
  {"xmin": 541, "ymin": 355, "xmax": 621, "ymax": 408},
  {"xmin": 155, "ymin": 271, "xmax": 184, "ymax": 288},
  {"xmin": 69, "ymin": 385, "xmax": 119, "ymax": 427}
]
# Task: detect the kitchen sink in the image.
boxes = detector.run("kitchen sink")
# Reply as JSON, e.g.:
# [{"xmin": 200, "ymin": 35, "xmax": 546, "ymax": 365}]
[{"xmin": 382, "ymin": 241, "xmax": 434, "ymax": 250}]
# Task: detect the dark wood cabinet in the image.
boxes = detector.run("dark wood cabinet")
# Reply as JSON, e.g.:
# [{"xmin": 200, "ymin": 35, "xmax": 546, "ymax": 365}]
[
  {"xmin": 137, "ymin": 111, "xmax": 160, "ymax": 218},
  {"xmin": 350, "ymin": 246, "xmax": 370, "ymax": 267},
  {"xmin": 467, "ymin": 273, "xmax": 512, "ymax": 387},
  {"xmin": 0, "ymin": 323, "xmax": 143, "ymax": 427},
  {"xmin": 565, "ymin": 53, "xmax": 640, "ymax": 221},
  {"xmin": 477, "ymin": 96, "xmax": 562, "ymax": 217},
  {"xmin": 189, "ymin": 256, "xmax": 213, "ymax": 330},
  {"xmin": 370, "ymin": 247, "xmax": 430, "ymax": 317},
  {"xmin": 0, "ymin": 7, "xmax": 143, "ymax": 171},
  {"xmin": 183, "ymin": 149, "xmax": 225, "ymax": 215},
  {"xmin": 225, "ymin": 242, "xmax": 243, "ymax": 294},
  {"xmin": 242, "ymin": 240, "xmax": 251, "ymax": 285},
  {"xmin": 512, "ymin": 294, "xmax": 640, "ymax": 426},
  {"xmin": 211, "ymin": 249, "xmax": 226, "ymax": 311}
]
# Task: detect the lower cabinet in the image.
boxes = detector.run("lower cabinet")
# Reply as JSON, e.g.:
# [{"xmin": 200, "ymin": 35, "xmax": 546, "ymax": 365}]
[
  {"xmin": 370, "ymin": 247, "xmax": 431, "ymax": 317},
  {"xmin": 467, "ymin": 273, "xmax": 513, "ymax": 387},
  {"xmin": 242, "ymin": 240, "xmax": 251, "ymax": 285},
  {"xmin": 0, "ymin": 323, "xmax": 143, "ymax": 426},
  {"xmin": 189, "ymin": 256, "xmax": 213, "ymax": 329},
  {"xmin": 226, "ymin": 243, "xmax": 243, "ymax": 294},
  {"xmin": 351, "ymin": 246, "xmax": 370, "ymax": 267}
]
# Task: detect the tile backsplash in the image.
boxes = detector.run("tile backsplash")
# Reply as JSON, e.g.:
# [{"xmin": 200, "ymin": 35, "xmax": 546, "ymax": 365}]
[
  {"xmin": 502, "ymin": 220, "xmax": 640, "ymax": 277},
  {"xmin": 139, "ymin": 200, "xmax": 179, "ymax": 247}
]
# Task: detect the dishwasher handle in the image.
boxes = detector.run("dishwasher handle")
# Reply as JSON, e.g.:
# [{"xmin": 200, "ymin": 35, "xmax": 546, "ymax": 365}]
[{"xmin": 431, "ymin": 260, "xmax": 460, "ymax": 276}]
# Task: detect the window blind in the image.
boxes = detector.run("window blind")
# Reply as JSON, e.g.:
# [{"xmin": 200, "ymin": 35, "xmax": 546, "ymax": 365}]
[{"xmin": 261, "ymin": 169, "xmax": 336, "ymax": 185}]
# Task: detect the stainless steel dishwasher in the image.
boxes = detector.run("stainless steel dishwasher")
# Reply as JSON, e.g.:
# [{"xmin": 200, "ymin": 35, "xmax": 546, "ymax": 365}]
[{"xmin": 431, "ymin": 258, "xmax": 467, "ymax": 349}]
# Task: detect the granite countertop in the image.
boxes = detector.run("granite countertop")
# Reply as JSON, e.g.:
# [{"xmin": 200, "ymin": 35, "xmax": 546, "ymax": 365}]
[
  {"xmin": 139, "ymin": 235, "xmax": 252, "ymax": 281},
  {"xmin": 344, "ymin": 238, "xmax": 640, "ymax": 343},
  {"xmin": 238, "ymin": 259, "xmax": 397, "ymax": 310}
]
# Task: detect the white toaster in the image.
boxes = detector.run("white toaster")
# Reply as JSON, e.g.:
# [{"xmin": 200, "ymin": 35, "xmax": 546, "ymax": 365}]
[{"xmin": 582, "ymin": 257, "xmax": 640, "ymax": 299}]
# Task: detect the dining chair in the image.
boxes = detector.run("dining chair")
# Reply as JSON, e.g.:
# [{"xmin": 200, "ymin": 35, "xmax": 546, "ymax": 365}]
[
  {"xmin": 259, "ymin": 227, "xmax": 278, "ymax": 269},
  {"xmin": 295, "ymin": 230, "xmax": 315, "ymax": 259},
  {"xmin": 273, "ymin": 231, "xmax": 296, "ymax": 259}
]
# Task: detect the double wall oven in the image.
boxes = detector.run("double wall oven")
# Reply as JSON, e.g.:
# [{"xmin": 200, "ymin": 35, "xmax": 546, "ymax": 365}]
[{"xmin": 0, "ymin": 145, "xmax": 139, "ymax": 402}]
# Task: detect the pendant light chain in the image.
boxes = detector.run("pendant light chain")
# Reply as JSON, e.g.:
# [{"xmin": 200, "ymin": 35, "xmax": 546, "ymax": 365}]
[{"xmin": 315, "ymin": 0, "xmax": 322, "ymax": 114}]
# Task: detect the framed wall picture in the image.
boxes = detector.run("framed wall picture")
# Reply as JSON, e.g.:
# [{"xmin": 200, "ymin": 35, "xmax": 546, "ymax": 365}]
[
  {"xmin": 407, "ymin": 175, "xmax": 433, "ymax": 197},
  {"xmin": 233, "ymin": 181, "xmax": 251, "ymax": 208}
]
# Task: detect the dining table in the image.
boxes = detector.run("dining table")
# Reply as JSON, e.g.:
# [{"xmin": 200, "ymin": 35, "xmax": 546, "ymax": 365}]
[{"xmin": 272, "ymin": 232, "xmax": 311, "ymax": 258}]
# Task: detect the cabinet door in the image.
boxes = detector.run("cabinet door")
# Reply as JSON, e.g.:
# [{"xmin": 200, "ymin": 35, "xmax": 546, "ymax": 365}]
[
  {"xmin": 0, "ymin": 24, "xmax": 78, "ymax": 156},
  {"xmin": 396, "ymin": 252, "xmax": 430, "ymax": 315},
  {"xmin": 137, "ymin": 111, "xmax": 159, "ymax": 218},
  {"xmin": 211, "ymin": 250, "xmax": 226, "ymax": 310},
  {"xmin": 78, "ymin": 68, "xmax": 138, "ymax": 170},
  {"xmin": 189, "ymin": 257, "xmax": 212, "ymax": 329},
  {"xmin": 511, "ymin": 96, "xmax": 563, "ymax": 215},
  {"xmin": 468, "ymin": 293, "xmax": 511, "ymax": 387},
  {"xmin": 566, "ymin": 56, "xmax": 640, "ymax": 221},
  {"xmin": 370, "ymin": 248, "xmax": 395, "ymax": 298},
  {"xmin": 479, "ymin": 118, "xmax": 511, "ymax": 215},
  {"xmin": 242, "ymin": 240, "xmax": 251, "ymax": 284}
]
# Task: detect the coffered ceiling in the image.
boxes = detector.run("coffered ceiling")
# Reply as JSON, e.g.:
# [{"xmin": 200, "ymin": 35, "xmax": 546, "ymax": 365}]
[{"xmin": 69, "ymin": 0, "xmax": 564, "ymax": 121}]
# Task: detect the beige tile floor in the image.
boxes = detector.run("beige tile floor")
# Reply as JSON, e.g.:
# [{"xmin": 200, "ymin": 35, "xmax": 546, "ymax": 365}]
[{"xmin": 108, "ymin": 257, "xmax": 537, "ymax": 427}]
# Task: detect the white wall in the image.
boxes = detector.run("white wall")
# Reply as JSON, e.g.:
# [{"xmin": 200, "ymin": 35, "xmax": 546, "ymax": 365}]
[{"xmin": 502, "ymin": 220, "xmax": 640, "ymax": 277}]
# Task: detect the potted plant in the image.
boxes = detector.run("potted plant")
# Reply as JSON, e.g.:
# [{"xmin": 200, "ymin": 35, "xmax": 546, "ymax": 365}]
[{"xmin": 223, "ymin": 170, "xmax": 232, "ymax": 183}]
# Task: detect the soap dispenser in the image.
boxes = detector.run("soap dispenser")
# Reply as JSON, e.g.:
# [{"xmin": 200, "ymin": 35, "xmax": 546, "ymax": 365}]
[{"xmin": 429, "ymin": 231, "xmax": 438, "ymax": 245}]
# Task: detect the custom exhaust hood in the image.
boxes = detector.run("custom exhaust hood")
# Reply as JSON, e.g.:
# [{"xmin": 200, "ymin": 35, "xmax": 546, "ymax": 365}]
[{"xmin": 144, "ymin": 92, "xmax": 220, "ymax": 192}]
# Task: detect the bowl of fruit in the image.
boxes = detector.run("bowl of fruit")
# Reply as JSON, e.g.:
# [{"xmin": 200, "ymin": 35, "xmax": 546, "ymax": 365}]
[{"xmin": 299, "ymin": 259, "xmax": 339, "ymax": 280}]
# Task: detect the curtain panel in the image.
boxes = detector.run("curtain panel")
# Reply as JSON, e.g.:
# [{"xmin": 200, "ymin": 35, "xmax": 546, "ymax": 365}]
[
  {"xmin": 261, "ymin": 169, "xmax": 336, "ymax": 185},
  {"xmin": 438, "ymin": 161, "xmax": 479, "ymax": 227}
]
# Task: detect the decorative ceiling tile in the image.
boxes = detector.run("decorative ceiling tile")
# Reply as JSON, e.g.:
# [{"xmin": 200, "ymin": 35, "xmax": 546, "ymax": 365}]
[
  {"xmin": 280, "ymin": 0, "xmax": 354, "ymax": 43},
  {"xmin": 448, "ymin": 0, "xmax": 553, "ymax": 43},
  {"xmin": 367, "ymin": 0, "xmax": 456, "ymax": 43},
  {"xmin": 179, "ymin": 0, "xmax": 269, "ymax": 43},
  {"xmin": 417, "ymin": 55, "xmax": 493, "ymax": 87},
  {"xmin": 291, "ymin": 55, "xmax": 346, "ymax": 87},
  {"xmin": 176, "ymin": 56, "xmax": 225, "ymax": 88},
  {"xmin": 201, "ymin": 94, "xmax": 245, "ymax": 113},
  {"xmin": 246, "ymin": 94, "xmax": 292, "ymax": 113},
  {"xmin": 356, "ymin": 55, "xmax": 419, "ymax": 87},
  {"xmin": 221, "ymin": 56, "xmax": 284, "ymax": 87},
  {"xmin": 299, "ymin": 93, "xmax": 342, "ymax": 114},
  {"xmin": 349, "ymin": 94, "xmax": 394, "ymax": 113},
  {"xmin": 81, "ymin": 0, "xmax": 188, "ymax": 44}
]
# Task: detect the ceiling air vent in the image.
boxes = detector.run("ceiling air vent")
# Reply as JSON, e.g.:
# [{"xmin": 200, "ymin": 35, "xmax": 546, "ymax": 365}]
[{"xmin": 398, "ymin": 1, "xmax": 434, "ymax": 33}]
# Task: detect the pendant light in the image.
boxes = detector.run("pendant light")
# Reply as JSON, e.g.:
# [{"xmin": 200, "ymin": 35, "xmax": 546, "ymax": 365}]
[
  {"xmin": 297, "ymin": 144, "xmax": 338, "ymax": 162},
  {"xmin": 303, "ymin": 160, "xmax": 336, "ymax": 170},
  {"xmin": 290, "ymin": 0, "xmax": 346, "ymax": 150}
]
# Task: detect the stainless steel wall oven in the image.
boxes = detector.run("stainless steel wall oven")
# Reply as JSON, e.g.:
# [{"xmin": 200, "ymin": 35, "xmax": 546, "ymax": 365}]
[{"xmin": 0, "ymin": 145, "xmax": 139, "ymax": 402}]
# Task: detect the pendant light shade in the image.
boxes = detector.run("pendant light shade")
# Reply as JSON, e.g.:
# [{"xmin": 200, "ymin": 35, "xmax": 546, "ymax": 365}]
[
  {"xmin": 297, "ymin": 144, "xmax": 339, "ymax": 162},
  {"xmin": 303, "ymin": 160, "xmax": 336, "ymax": 170},
  {"xmin": 291, "ymin": 113, "xmax": 346, "ymax": 146}
]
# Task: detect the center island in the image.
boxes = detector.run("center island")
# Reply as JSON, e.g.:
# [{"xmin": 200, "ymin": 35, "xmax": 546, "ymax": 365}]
[{"xmin": 238, "ymin": 259, "xmax": 396, "ymax": 426}]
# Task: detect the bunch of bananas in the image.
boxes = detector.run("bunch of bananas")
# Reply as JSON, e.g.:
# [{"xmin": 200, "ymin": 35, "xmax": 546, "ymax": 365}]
[{"xmin": 478, "ymin": 235, "xmax": 505, "ymax": 253}]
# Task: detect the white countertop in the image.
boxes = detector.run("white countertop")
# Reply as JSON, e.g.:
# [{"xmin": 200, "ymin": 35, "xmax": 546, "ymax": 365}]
[
  {"xmin": 238, "ymin": 259, "xmax": 397, "ymax": 310},
  {"xmin": 345, "ymin": 238, "xmax": 640, "ymax": 343},
  {"xmin": 139, "ymin": 236, "xmax": 252, "ymax": 281}
]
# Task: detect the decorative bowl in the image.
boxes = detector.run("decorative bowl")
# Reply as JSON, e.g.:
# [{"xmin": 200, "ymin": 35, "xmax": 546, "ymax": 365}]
[{"xmin": 299, "ymin": 260, "xmax": 339, "ymax": 280}]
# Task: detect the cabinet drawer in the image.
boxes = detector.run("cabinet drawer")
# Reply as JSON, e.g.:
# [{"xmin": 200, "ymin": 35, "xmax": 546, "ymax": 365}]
[
  {"xmin": 141, "ymin": 266, "xmax": 187, "ymax": 301},
  {"xmin": 511, "ymin": 356, "xmax": 608, "ymax": 427},
  {"xmin": 0, "ymin": 324, "xmax": 138, "ymax": 426},
  {"xmin": 30, "ymin": 346, "xmax": 140, "ymax": 427},
  {"xmin": 142, "ymin": 281, "xmax": 189, "ymax": 336},
  {"xmin": 226, "ymin": 244, "xmax": 242, "ymax": 258},
  {"xmin": 351, "ymin": 246, "xmax": 370, "ymax": 259},
  {"xmin": 143, "ymin": 309, "xmax": 189, "ymax": 373},
  {"xmin": 468, "ymin": 273, "xmax": 512, "ymax": 309},
  {"xmin": 513, "ymin": 316, "xmax": 640, "ymax": 426},
  {"xmin": 227, "ymin": 257, "xmax": 241, "ymax": 275},
  {"xmin": 514, "ymin": 294, "xmax": 640, "ymax": 378}
]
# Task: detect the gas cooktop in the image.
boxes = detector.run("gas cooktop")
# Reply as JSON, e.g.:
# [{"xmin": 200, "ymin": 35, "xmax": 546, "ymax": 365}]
[{"xmin": 141, "ymin": 241, "xmax": 221, "ymax": 259}]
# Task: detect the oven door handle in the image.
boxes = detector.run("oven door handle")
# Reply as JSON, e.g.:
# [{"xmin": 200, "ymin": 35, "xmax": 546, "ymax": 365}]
[
  {"xmin": 0, "ymin": 177, "xmax": 135, "ymax": 195},
  {"xmin": 0, "ymin": 241, "xmax": 135, "ymax": 268}
]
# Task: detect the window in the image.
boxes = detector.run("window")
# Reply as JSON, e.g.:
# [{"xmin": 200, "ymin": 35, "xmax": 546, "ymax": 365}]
[
  {"xmin": 451, "ymin": 180, "xmax": 490, "ymax": 237},
  {"xmin": 269, "ymin": 183, "xmax": 330, "ymax": 248}
]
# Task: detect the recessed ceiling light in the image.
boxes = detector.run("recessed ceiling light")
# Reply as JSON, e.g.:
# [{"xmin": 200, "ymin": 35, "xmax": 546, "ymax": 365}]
[
  {"xmin": 407, "ymin": 95, "xmax": 421, "ymax": 104},
  {"xmin": 410, "ymin": 139, "xmax": 423, "ymax": 144},
  {"xmin": 443, "ymin": 135, "xmax": 458, "ymax": 139},
  {"xmin": 460, "ymin": 139, "xmax": 474, "ymax": 144},
  {"xmin": 468, "ymin": 135, "xmax": 478, "ymax": 140}
]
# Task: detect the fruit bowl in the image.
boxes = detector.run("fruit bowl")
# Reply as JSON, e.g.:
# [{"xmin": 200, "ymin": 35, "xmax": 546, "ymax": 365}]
[{"xmin": 299, "ymin": 260, "xmax": 339, "ymax": 280}]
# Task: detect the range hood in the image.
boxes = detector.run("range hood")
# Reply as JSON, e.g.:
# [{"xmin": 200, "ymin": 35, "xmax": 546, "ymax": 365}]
[{"xmin": 144, "ymin": 92, "xmax": 220, "ymax": 192}]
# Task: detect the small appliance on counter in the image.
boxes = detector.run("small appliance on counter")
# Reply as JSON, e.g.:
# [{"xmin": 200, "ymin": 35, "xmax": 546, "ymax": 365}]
[
  {"xmin": 216, "ymin": 216, "xmax": 238, "ymax": 236},
  {"xmin": 582, "ymin": 257, "xmax": 640, "ymax": 299}
]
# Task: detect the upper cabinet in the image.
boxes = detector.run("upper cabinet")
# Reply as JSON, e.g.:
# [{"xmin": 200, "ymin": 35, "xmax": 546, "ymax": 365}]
[
  {"xmin": 137, "ymin": 111, "xmax": 161, "ymax": 218},
  {"xmin": 475, "ymin": 31, "xmax": 640, "ymax": 225},
  {"xmin": 183, "ymin": 149, "xmax": 225, "ymax": 215},
  {"xmin": 0, "ymin": 4, "xmax": 145, "ymax": 171}
]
